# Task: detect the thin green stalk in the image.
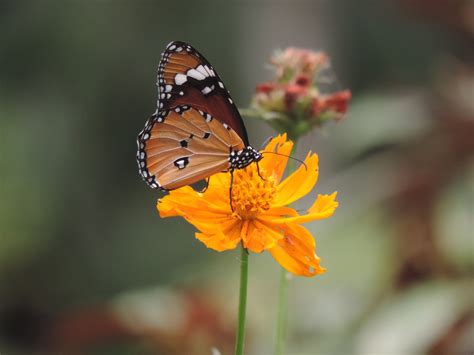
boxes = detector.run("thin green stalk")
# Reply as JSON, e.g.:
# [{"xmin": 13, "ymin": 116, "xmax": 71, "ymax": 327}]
[
  {"xmin": 275, "ymin": 141, "xmax": 298, "ymax": 355},
  {"xmin": 235, "ymin": 244, "xmax": 249, "ymax": 355}
]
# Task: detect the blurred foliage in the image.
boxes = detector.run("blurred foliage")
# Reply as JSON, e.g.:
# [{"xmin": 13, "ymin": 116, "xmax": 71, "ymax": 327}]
[{"xmin": 0, "ymin": 0, "xmax": 473, "ymax": 354}]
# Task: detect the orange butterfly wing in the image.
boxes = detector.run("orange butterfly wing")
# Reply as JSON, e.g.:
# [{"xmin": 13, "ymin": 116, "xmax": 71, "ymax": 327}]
[
  {"xmin": 137, "ymin": 41, "xmax": 262, "ymax": 191},
  {"xmin": 137, "ymin": 106, "xmax": 245, "ymax": 190},
  {"xmin": 156, "ymin": 41, "xmax": 249, "ymax": 145}
]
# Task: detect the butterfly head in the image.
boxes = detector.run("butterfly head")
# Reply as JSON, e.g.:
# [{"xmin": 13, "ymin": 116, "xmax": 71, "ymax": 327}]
[{"xmin": 229, "ymin": 146, "xmax": 263, "ymax": 171}]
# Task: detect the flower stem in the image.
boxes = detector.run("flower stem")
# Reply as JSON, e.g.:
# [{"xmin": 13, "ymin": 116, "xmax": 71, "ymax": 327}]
[
  {"xmin": 275, "ymin": 141, "xmax": 298, "ymax": 355},
  {"xmin": 235, "ymin": 244, "xmax": 249, "ymax": 355}
]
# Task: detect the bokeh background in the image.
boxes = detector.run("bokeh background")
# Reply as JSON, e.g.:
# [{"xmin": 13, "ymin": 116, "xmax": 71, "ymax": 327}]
[{"xmin": 1, "ymin": 1, "xmax": 473, "ymax": 354}]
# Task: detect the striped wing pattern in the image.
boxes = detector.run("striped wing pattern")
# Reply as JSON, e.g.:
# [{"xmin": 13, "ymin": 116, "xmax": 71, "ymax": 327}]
[{"xmin": 137, "ymin": 106, "xmax": 245, "ymax": 190}]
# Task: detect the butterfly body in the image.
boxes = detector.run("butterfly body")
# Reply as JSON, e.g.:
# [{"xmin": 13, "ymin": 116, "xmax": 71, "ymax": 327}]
[{"xmin": 137, "ymin": 41, "xmax": 261, "ymax": 191}]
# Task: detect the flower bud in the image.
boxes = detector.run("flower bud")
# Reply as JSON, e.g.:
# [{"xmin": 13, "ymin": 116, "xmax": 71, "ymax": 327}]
[{"xmin": 249, "ymin": 47, "xmax": 351, "ymax": 139}]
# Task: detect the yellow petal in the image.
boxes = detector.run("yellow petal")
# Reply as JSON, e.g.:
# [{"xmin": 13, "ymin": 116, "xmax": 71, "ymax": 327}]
[
  {"xmin": 187, "ymin": 217, "xmax": 234, "ymax": 233},
  {"xmin": 158, "ymin": 185, "xmax": 241, "ymax": 252},
  {"xmin": 259, "ymin": 134, "xmax": 294, "ymax": 182},
  {"xmin": 204, "ymin": 171, "xmax": 231, "ymax": 199},
  {"xmin": 264, "ymin": 206, "xmax": 299, "ymax": 218},
  {"xmin": 308, "ymin": 192, "xmax": 339, "ymax": 215},
  {"xmin": 200, "ymin": 188, "xmax": 231, "ymax": 213},
  {"xmin": 272, "ymin": 152, "xmax": 319, "ymax": 207},
  {"xmin": 242, "ymin": 219, "xmax": 284, "ymax": 253},
  {"xmin": 157, "ymin": 186, "xmax": 200, "ymax": 217},
  {"xmin": 158, "ymin": 192, "xmax": 229, "ymax": 220},
  {"xmin": 195, "ymin": 220, "xmax": 242, "ymax": 251},
  {"xmin": 270, "ymin": 192, "xmax": 339, "ymax": 224},
  {"xmin": 209, "ymin": 171, "xmax": 231, "ymax": 187},
  {"xmin": 268, "ymin": 223, "xmax": 325, "ymax": 277}
]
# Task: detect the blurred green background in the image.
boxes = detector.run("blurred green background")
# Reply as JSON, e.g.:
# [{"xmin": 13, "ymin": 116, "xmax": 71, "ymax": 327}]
[{"xmin": 1, "ymin": 1, "xmax": 473, "ymax": 354}]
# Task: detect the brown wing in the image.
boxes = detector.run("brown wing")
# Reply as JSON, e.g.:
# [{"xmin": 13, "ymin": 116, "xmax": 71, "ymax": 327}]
[
  {"xmin": 137, "ymin": 106, "xmax": 245, "ymax": 190},
  {"xmin": 156, "ymin": 41, "xmax": 249, "ymax": 145}
]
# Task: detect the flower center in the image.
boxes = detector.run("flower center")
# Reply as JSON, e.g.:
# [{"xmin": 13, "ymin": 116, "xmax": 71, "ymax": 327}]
[{"xmin": 231, "ymin": 165, "xmax": 276, "ymax": 220}]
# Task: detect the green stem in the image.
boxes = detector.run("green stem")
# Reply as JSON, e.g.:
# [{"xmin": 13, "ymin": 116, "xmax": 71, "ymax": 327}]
[
  {"xmin": 275, "ymin": 140, "xmax": 299, "ymax": 355},
  {"xmin": 235, "ymin": 244, "xmax": 249, "ymax": 355}
]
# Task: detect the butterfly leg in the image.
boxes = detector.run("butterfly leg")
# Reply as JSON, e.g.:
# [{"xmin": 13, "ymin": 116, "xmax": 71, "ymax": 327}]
[
  {"xmin": 256, "ymin": 161, "xmax": 265, "ymax": 181},
  {"xmin": 229, "ymin": 169, "xmax": 235, "ymax": 212},
  {"xmin": 200, "ymin": 177, "xmax": 211, "ymax": 193}
]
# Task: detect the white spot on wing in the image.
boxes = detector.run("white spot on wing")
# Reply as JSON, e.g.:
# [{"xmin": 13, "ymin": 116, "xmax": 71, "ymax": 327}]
[
  {"xmin": 165, "ymin": 84, "xmax": 172, "ymax": 92},
  {"xmin": 186, "ymin": 69, "xmax": 206, "ymax": 81},
  {"xmin": 218, "ymin": 81, "xmax": 224, "ymax": 88},
  {"xmin": 175, "ymin": 73, "xmax": 187, "ymax": 85},
  {"xmin": 196, "ymin": 65, "xmax": 209, "ymax": 77},
  {"xmin": 203, "ymin": 65, "xmax": 213, "ymax": 76},
  {"xmin": 202, "ymin": 86, "xmax": 212, "ymax": 95}
]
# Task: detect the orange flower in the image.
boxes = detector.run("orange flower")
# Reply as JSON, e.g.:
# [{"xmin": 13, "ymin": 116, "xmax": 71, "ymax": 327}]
[{"xmin": 158, "ymin": 135, "xmax": 338, "ymax": 277}]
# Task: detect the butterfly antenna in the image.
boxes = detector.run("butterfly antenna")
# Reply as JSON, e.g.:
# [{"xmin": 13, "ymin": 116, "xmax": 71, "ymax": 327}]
[
  {"xmin": 259, "ymin": 136, "xmax": 274, "ymax": 150},
  {"xmin": 260, "ymin": 151, "xmax": 308, "ymax": 170}
]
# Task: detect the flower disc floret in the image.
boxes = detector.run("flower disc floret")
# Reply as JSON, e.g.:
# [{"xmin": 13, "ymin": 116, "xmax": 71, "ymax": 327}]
[{"xmin": 231, "ymin": 168, "xmax": 277, "ymax": 220}]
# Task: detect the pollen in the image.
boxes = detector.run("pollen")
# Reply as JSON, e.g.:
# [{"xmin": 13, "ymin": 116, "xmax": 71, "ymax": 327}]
[{"xmin": 231, "ymin": 165, "xmax": 276, "ymax": 220}]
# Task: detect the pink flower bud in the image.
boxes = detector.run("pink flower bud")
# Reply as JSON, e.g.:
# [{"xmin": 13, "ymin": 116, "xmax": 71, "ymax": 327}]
[
  {"xmin": 294, "ymin": 74, "xmax": 312, "ymax": 87},
  {"xmin": 256, "ymin": 82, "xmax": 278, "ymax": 95},
  {"xmin": 284, "ymin": 84, "xmax": 307, "ymax": 110},
  {"xmin": 319, "ymin": 90, "xmax": 352, "ymax": 115}
]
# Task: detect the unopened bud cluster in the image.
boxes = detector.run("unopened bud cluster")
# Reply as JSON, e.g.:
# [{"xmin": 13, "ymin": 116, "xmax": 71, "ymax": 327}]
[{"xmin": 251, "ymin": 48, "xmax": 351, "ymax": 139}]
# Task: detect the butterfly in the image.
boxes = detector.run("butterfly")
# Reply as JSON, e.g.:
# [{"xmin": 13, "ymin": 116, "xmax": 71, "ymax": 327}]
[{"xmin": 136, "ymin": 41, "xmax": 262, "ymax": 192}]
